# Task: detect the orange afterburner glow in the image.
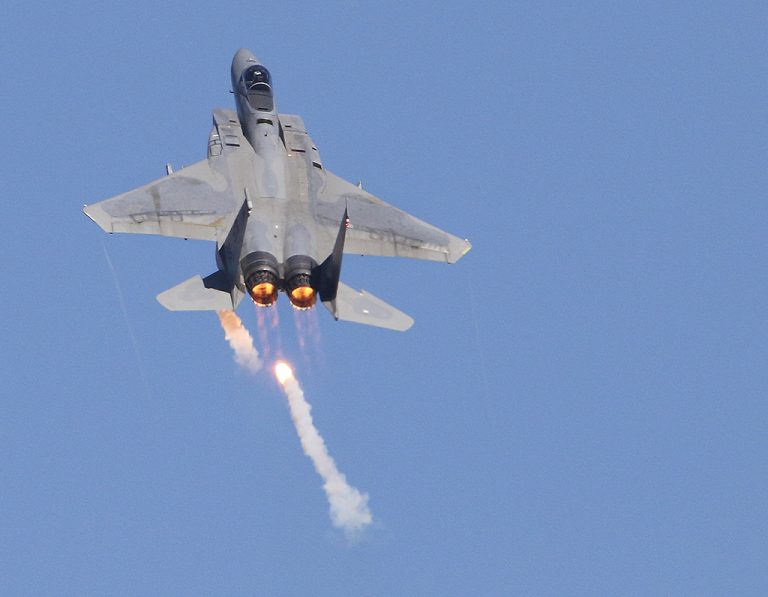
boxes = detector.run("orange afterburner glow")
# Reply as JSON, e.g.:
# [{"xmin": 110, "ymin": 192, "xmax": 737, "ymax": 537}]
[
  {"xmin": 274, "ymin": 360, "xmax": 293, "ymax": 384},
  {"xmin": 289, "ymin": 285, "xmax": 316, "ymax": 310},
  {"xmin": 251, "ymin": 282, "xmax": 277, "ymax": 306}
]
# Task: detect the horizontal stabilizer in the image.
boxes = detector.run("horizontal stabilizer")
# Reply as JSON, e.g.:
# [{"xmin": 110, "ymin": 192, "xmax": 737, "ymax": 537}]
[
  {"xmin": 327, "ymin": 281, "xmax": 413, "ymax": 332},
  {"xmin": 156, "ymin": 271, "xmax": 233, "ymax": 311}
]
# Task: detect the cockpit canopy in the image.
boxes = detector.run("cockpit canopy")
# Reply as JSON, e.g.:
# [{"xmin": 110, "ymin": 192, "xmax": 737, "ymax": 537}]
[
  {"xmin": 241, "ymin": 65, "xmax": 274, "ymax": 111},
  {"xmin": 243, "ymin": 65, "xmax": 271, "ymax": 92}
]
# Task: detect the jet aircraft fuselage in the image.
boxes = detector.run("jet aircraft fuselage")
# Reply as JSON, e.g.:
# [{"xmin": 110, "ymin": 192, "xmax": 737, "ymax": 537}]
[{"xmin": 228, "ymin": 48, "xmax": 331, "ymax": 310}]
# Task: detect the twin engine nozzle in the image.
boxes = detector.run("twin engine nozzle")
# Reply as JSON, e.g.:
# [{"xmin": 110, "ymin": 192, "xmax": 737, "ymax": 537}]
[{"xmin": 241, "ymin": 252, "xmax": 317, "ymax": 310}]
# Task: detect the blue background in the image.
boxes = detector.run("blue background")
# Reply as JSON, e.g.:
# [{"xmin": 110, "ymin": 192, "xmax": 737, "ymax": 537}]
[{"xmin": 1, "ymin": 2, "xmax": 766, "ymax": 595}]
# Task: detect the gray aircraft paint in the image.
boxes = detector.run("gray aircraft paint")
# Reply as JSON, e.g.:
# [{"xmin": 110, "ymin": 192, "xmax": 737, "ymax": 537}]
[{"xmin": 84, "ymin": 49, "xmax": 471, "ymax": 331}]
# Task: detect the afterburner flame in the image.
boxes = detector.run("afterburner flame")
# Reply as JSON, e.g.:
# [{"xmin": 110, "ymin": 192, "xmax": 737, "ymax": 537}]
[
  {"xmin": 274, "ymin": 360, "xmax": 293, "ymax": 384},
  {"xmin": 289, "ymin": 285, "xmax": 316, "ymax": 310},
  {"xmin": 251, "ymin": 281, "xmax": 277, "ymax": 306}
]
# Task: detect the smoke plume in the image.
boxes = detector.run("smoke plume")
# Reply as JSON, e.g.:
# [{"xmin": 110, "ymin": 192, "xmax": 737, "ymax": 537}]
[
  {"xmin": 216, "ymin": 311, "xmax": 372, "ymax": 537},
  {"xmin": 274, "ymin": 362, "xmax": 372, "ymax": 537},
  {"xmin": 217, "ymin": 310, "xmax": 262, "ymax": 373}
]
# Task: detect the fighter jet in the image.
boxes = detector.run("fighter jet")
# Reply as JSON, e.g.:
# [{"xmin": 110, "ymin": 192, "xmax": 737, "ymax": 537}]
[{"xmin": 83, "ymin": 49, "xmax": 471, "ymax": 331}]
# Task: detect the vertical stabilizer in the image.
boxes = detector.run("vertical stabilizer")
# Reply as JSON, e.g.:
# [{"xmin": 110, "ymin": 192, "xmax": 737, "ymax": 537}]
[{"xmin": 315, "ymin": 208, "xmax": 348, "ymax": 318}]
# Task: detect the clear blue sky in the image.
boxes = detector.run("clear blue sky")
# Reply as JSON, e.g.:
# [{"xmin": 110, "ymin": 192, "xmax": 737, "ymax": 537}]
[{"xmin": 1, "ymin": 1, "xmax": 766, "ymax": 595}]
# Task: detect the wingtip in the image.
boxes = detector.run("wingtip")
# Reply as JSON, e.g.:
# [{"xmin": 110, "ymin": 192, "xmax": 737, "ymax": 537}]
[
  {"xmin": 82, "ymin": 204, "xmax": 97, "ymax": 224},
  {"xmin": 82, "ymin": 202, "xmax": 109, "ymax": 232},
  {"xmin": 447, "ymin": 237, "xmax": 472, "ymax": 263}
]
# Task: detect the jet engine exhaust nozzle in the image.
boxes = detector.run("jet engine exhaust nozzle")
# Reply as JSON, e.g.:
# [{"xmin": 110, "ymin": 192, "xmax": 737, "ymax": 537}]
[
  {"xmin": 242, "ymin": 251, "xmax": 279, "ymax": 307},
  {"xmin": 250, "ymin": 272, "xmax": 278, "ymax": 307},
  {"xmin": 287, "ymin": 274, "xmax": 316, "ymax": 310},
  {"xmin": 284, "ymin": 255, "xmax": 317, "ymax": 310}
]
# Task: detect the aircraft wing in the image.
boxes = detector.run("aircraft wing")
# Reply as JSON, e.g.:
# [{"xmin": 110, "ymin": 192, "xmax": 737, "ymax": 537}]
[
  {"xmin": 315, "ymin": 170, "xmax": 471, "ymax": 263},
  {"xmin": 83, "ymin": 158, "xmax": 241, "ymax": 242}
]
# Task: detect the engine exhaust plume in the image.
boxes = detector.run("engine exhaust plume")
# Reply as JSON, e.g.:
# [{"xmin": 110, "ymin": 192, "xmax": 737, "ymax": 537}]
[
  {"xmin": 273, "ymin": 361, "xmax": 372, "ymax": 537},
  {"xmin": 217, "ymin": 310, "xmax": 262, "ymax": 373}
]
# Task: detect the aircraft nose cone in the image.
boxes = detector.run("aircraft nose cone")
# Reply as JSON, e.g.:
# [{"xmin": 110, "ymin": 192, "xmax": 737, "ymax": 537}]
[
  {"xmin": 232, "ymin": 48, "xmax": 261, "ymax": 68},
  {"xmin": 231, "ymin": 48, "xmax": 263, "ymax": 87}
]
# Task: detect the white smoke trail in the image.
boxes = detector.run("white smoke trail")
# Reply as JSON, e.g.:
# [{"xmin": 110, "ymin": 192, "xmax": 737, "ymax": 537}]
[
  {"xmin": 274, "ymin": 361, "xmax": 372, "ymax": 537},
  {"xmin": 217, "ymin": 310, "xmax": 262, "ymax": 373},
  {"xmin": 216, "ymin": 311, "xmax": 372, "ymax": 537}
]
